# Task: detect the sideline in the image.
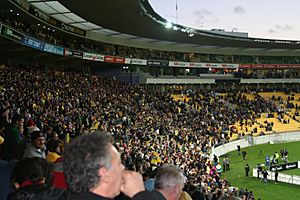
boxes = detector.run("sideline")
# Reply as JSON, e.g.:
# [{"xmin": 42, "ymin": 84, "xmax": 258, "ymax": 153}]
[
  {"xmin": 211, "ymin": 131, "xmax": 300, "ymax": 159},
  {"xmin": 211, "ymin": 131, "xmax": 300, "ymax": 185},
  {"xmin": 252, "ymin": 168, "xmax": 300, "ymax": 185}
]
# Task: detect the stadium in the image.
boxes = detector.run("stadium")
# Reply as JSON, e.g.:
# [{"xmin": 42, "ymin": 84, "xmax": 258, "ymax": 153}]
[{"xmin": 0, "ymin": 0, "xmax": 300, "ymax": 200}]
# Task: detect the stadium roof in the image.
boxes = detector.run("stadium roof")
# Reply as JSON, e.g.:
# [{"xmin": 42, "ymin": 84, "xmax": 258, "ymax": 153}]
[
  {"xmin": 3, "ymin": 0, "xmax": 300, "ymax": 56},
  {"xmin": 61, "ymin": 1, "xmax": 300, "ymax": 48}
]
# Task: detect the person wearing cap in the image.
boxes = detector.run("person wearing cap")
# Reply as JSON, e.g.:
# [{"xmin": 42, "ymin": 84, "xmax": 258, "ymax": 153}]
[{"xmin": 23, "ymin": 131, "xmax": 46, "ymax": 159}]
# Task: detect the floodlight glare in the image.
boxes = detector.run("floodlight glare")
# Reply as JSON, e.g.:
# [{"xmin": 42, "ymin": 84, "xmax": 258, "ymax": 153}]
[{"xmin": 165, "ymin": 22, "xmax": 173, "ymax": 29}]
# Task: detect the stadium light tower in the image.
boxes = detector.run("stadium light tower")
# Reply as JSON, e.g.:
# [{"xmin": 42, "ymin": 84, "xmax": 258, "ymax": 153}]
[{"xmin": 176, "ymin": 0, "xmax": 178, "ymax": 24}]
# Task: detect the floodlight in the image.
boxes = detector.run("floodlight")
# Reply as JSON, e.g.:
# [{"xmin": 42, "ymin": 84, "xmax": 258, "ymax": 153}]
[{"xmin": 165, "ymin": 22, "xmax": 173, "ymax": 29}]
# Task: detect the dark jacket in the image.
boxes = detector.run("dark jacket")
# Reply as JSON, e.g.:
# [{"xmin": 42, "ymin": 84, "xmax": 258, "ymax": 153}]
[
  {"xmin": 7, "ymin": 185, "xmax": 54, "ymax": 200},
  {"xmin": 9, "ymin": 187, "xmax": 161, "ymax": 200},
  {"xmin": 2, "ymin": 125, "xmax": 24, "ymax": 160},
  {"xmin": 59, "ymin": 191, "xmax": 160, "ymax": 200}
]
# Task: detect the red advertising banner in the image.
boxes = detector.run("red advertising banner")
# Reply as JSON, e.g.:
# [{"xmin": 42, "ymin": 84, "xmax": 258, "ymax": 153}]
[
  {"xmin": 239, "ymin": 64, "xmax": 300, "ymax": 69},
  {"xmin": 104, "ymin": 56, "xmax": 125, "ymax": 63}
]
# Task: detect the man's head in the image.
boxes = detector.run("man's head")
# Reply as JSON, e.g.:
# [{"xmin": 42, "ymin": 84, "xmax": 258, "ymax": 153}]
[
  {"xmin": 47, "ymin": 139, "xmax": 60, "ymax": 154},
  {"xmin": 63, "ymin": 131, "xmax": 125, "ymax": 198},
  {"xmin": 31, "ymin": 131, "xmax": 45, "ymax": 149},
  {"xmin": 12, "ymin": 114, "xmax": 24, "ymax": 133},
  {"xmin": 11, "ymin": 157, "xmax": 50, "ymax": 189},
  {"xmin": 155, "ymin": 164, "xmax": 185, "ymax": 200}
]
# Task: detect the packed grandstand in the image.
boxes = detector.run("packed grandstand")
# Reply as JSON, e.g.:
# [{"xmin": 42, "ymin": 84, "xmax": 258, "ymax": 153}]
[{"xmin": 1, "ymin": 0, "xmax": 300, "ymax": 200}]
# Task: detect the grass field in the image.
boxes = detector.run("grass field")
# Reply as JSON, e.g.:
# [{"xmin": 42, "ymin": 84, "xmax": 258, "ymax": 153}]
[{"xmin": 220, "ymin": 141, "xmax": 300, "ymax": 200}]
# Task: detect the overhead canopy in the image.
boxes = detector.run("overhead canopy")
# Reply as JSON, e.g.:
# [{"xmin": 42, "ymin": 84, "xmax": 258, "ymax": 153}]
[{"xmin": 3, "ymin": 0, "xmax": 300, "ymax": 55}]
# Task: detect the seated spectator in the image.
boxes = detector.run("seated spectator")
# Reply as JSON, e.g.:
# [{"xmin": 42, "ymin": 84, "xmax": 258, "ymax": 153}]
[
  {"xmin": 0, "ymin": 160, "xmax": 17, "ymax": 200},
  {"xmin": 2, "ymin": 114, "xmax": 24, "ymax": 161},
  {"xmin": 143, "ymin": 172, "xmax": 155, "ymax": 191},
  {"xmin": 179, "ymin": 191, "xmax": 192, "ymax": 200},
  {"xmin": 7, "ymin": 157, "xmax": 52, "ymax": 200},
  {"xmin": 23, "ymin": 131, "xmax": 46, "ymax": 159},
  {"xmin": 51, "ymin": 157, "xmax": 67, "ymax": 189},
  {"xmin": 46, "ymin": 140, "xmax": 61, "ymax": 163},
  {"xmin": 62, "ymin": 131, "xmax": 153, "ymax": 199},
  {"xmin": 191, "ymin": 190, "xmax": 206, "ymax": 200}
]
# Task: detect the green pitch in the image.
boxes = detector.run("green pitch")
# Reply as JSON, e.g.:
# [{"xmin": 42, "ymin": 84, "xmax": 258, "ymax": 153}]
[{"xmin": 220, "ymin": 141, "xmax": 300, "ymax": 200}]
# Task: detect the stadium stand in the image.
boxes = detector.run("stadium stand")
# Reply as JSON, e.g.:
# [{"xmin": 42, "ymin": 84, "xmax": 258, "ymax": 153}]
[{"xmin": 1, "ymin": 0, "xmax": 300, "ymax": 200}]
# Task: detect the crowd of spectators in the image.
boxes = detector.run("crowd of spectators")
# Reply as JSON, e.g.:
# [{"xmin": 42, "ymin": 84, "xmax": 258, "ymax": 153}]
[
  {"xmin": 1, "ymin": 6, "xmax": 300, "ymax": 200},
  {"xmin": 0, "ymin": 65, "xmax": 291, "ymax": 200}
]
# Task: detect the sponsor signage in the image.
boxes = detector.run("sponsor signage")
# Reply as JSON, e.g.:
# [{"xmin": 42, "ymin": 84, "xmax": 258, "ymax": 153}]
[
  {"xmin": 1, "ymin": 25, "xmax": 23, "ymax": 42},
  {"xmin": 60, "ymin": 22, "xmax": 86, "ymax": 36},
  {"xmin": 169, "ymin": 61, "xmax": 187, "ymax": 67},
  {"xmin": 43, "ymin": 43, "xmax": 64, "ymax": 55},
  {"xmin": 189, "ymin": 62, "xmax": 204, "ymax": 68},
  {"xmin": 33, "ymin": 8, "xmax": 49, "ymax": 22},
  {"xmin": 22, "ymin": 36, "xmax": 44, "ymax": 51},
  {"xmin": 270, "ymin": 162, "xmax": 298, "ymax": 172},
  {"xmin": 125, "ymin": 58, "xmax": 147, "ymax": 65},
  {"xmin": 48, "ymin": 17, "xmax": 58, "ymax": 26},
  {"xmin": 239, "ymin": 64, "xmax": 300, "ymax": 69},
  {"xmin": 83, "ymin": 52, "xmax": 104, "ymax": 61},
  {"xmin": 14, "ymin": 0, "xmax": 86, "ymax": 36},
  {"xmin": 169, "ymin": 61, "xmax": 238, "ymax": 68},
  {"xmin": 222, "ymin": 63, "xmax": 238, "ymax": 68},
  {"xmin": 73, "ymin": 50, "xmax": 83, "ymax": 58},
  {"xmin": 104, "ymin": 56, "xmax": 125, "ymax": 63},
  {"xmin": 147, "ymin": 60, "xmax": 169, "ymax": 66},
  {"xmin": 64, "ymin": 48, "xmax": 73, "ymax": 56}
]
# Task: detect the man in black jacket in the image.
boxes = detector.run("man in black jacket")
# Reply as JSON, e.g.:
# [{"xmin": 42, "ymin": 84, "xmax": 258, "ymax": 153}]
[{"xmin": 61, "ymin": 131, "xmax": 155, "ymax": 200}]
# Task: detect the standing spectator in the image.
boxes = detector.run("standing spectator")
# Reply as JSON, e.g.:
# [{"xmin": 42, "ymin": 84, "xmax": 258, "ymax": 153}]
[
  {"xmin": 222, "ymin": 158, "xmax": 227, "ymax": 173},
  {"xmin": 225, "ymin": 156, "xmax": 230, "ymax": 171},
  {"xmin": 7, "ymin": 157, "xmax": 51, "ymax": 200},
  {"xmin": 273, "ymin": 152, "xmax": 280, "ymax": 164},
  {"xmin": 216, "ymin": 163, "xmax": 222, "ymax": 175},
  {"xmin": 245, "ymin": 163, "xmax": 250, "ymax": 177},
  {"xmin": 274, "ymin": 168, "xmax": 279, "ymax": 184},
  {"xmin": 265, "ymin": 155, "xmax": 270, "ymax": 167},
  {"xmin": 283, "ymin": 149, "xmax": 288, "ymax": 163},
  {"xmin": 213, "ymin": 154, "xmax": 218, "ymax": 166},
  {"xmin": 256, "ymin": 164, "xmax": 262, "ymax": 179},
  {"xmin": 242, "ymin": 151, "xmax": 247, "ymax": 161},
  {"xmin": 2, "ymin": 114, "xmax": 24, "ymax": 160},
  {"xmin": 153, "ymin": 164, "xmax": 185, "ymax": 200},
  {"xmin": 237, "ymin": 145, "xmax": 241, "ymax": 156},
  {"xmin": 261, "ymin": 170, "xmax": 268, "ymax": 184}
]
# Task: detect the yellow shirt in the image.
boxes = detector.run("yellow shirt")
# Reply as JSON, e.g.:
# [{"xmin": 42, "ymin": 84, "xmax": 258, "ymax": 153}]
[
  {"xmin": 0, "ymin": 135, "xmax": 4, "ymax": 145},
  {"xmin": 46, "ymin": 152, "xmax": 61, "ymax": 163}
]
